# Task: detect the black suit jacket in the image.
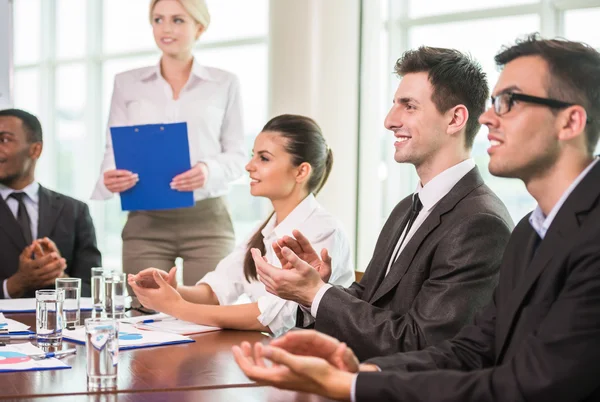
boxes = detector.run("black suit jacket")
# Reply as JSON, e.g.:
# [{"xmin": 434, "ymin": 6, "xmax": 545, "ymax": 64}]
[
  {"xmin": 357, "ymin": 161, "xmax": 600, "ymax": 402},
  {"xmin": 0, "ymin": 185, "xmax": 101, "ymax": 297},
  {"xmin": 311, "ymin": 167, "xmax": 514, "ymax": 360}
]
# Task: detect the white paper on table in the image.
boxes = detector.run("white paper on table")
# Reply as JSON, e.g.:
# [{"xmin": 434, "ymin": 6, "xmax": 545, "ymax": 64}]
[
  {"xmin": 0, "ymin": 297, "xmax": 94, "ymax": 313},
  {"xmin": 0, "ymin": 342, "xmax": 70, "ymax": 372},
  {"xmin": 0, "ymin": 313, "xmax": 31, "ymax": 332},
  {"xmin": 63, "ymin": 323, "xmax": 194, "ymax": 350},
  {"xmin": 120, "ymin": 313, "xmax": 222, "ymax": 335}
]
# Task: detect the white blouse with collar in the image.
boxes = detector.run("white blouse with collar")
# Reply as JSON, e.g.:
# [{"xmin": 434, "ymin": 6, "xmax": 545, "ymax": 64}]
[
  {"xmin": 198, "ymin": 194, "xmax": 355, "ymax": 337},
  {"xmin": 91, "ymin": 59, "xmax": 246, "ymax": 201}
]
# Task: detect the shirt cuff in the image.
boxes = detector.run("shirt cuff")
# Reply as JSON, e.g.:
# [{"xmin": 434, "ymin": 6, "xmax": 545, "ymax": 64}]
[
  {"xmin": 310, "ymin": 283, "xmax": 332, "ymax": 317},
  {"xmin": 298, "ymin": 305, "xmax": 315, "ymax": 327},
  {"xmin": 256, "ymin": 295, "xmax": 298, "ymax": 337},
  {"xmin": 199, "ymin": 158, "xmax": 224, "ymax": 192},
  {"xmin": 351, "ymin": 373, "xmax": 359, "ymax": 402},
  {"xmin": 3, "ymin": 279, "xmax": 12, "ymax": 299}
]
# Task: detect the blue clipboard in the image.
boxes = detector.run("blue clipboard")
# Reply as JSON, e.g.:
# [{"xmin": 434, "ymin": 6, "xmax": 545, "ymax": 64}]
[{"xmin": 110, "ymin": 122, "xmax": 195, "ymax": 211}]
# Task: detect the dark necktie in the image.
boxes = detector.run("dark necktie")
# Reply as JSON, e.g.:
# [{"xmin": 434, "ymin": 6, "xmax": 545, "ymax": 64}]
[
  {"xmin": 9, "ymin": 192, "xmax": 33, "ymax": 245},
  {"xmin": 390, "ymin": 193, "xmax": 423, "ymax": 265}
]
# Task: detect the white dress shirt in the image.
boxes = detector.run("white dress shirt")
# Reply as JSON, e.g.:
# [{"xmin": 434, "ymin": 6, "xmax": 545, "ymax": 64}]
[
  {"xmin": 91, "ymin": 58, "xmax": 246, "ymax": 201},
  {"xmin": 198, "ymin": 194, "xmax": 355, "ymax": 337},
  {"xmin": 310, "ymin": 159, "xmax": 477, "ymax": 318},
  {"xmin": 0, "ymin": 181, "xmax": 40, "ymax": 299},
  {"xmin": 529, "ymin": 156, "xmax": 599, "ymax": 239}
]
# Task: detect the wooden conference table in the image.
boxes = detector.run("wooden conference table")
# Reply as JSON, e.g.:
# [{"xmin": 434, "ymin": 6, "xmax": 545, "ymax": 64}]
[{"xmin": 1, "ymin": 313, "xmax": 334, "ymax": 402}]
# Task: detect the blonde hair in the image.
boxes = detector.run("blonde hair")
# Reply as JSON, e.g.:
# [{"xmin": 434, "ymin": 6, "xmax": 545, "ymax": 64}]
[{"xmin": 149, "ymin": 0, "xmax": 211, "ymax": 30}]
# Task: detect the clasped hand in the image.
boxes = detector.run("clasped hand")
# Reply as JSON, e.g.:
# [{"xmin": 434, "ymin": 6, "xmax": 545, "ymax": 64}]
[
  {"xmin": 233, "ymin": 330, "xmax": 368, "ymax": 401},
  {"xmin": 128, "ymin": 267, "xmax": 181, "ymax": 314}
]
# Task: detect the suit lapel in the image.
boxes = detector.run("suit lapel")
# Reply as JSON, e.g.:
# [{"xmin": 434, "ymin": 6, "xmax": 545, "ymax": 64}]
[
  {"xmin": 369, "ymin": 167, "xmax": 485, "ymax": 304},
  {"xmin": 495, "ymin": 162, "xmax": 600, "ymax": 362},
  {"xmin": 0, "ymin": 195, "xmax": 27, "ymax": 250},
  {"xmin": 37, "ymin": 186, "xmax": 63, "ymax": 239},
  {"xmin": 362, "ymin": 200, "xmax": 413, "ymax": 301}
]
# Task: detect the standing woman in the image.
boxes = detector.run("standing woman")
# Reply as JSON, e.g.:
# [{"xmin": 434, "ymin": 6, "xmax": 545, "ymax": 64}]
[{"xmin": 92, "ymin": 0, "xmax": 244, "ymax": 287}]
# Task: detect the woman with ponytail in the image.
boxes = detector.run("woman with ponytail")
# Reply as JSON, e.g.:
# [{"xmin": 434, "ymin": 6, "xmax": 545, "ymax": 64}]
[{"xmin": 128, "ymin": 114, "xmax": 354, "ymax": 336}]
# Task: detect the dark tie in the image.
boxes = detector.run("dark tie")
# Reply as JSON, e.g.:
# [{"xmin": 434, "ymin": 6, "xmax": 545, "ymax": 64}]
[
  {"xmin": 9, "ymin": 192, "xmax": 33, "ymax": 245},
  {"xmin": 390, "ymin": 193, "xmax": 423, "ymax": 264}
]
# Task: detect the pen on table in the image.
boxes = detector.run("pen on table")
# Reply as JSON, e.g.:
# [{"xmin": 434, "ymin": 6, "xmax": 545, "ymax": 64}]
[
  {"xmin": 30, "ymin": 348, "xmax": 77, "ymax": 360},
  {"xmin": 140, "ymin": 318, "xmax": 171, "ymax": 324},
  {"xmin": 0, "ymin": 333, "xmax": 37, "ymax": 340}
]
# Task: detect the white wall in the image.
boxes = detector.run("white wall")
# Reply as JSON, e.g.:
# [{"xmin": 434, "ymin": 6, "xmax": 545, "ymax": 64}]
[
  {"xmin": 0, "ymin": 0, "xmax": 13, "ymax": 109},
  {"xmin": 269, "ymin": 0, "xmax": 361, "ymax": 257}
]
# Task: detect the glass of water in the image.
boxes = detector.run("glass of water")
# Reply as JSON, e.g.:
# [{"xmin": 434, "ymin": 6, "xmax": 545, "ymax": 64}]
[
  {"xmin": 85, "ymin": 318, "xmax": 119, "ymax": 390},
  {"xmin": 104, "ymin": 273, "xmax": 126, "ymax": 319},
  {"xmin": 91, "ymin": 267, "xmax": 112, "ymax": 315},
  {"xmin": 36, "ymin": 289, "xmax": 65, "ymax": 346},
  {"xmin": 55, "ymin": 277, "xmax": 81, "ymax": 328}
]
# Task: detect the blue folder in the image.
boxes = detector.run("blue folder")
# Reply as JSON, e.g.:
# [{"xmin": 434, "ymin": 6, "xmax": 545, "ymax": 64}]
[{"xmin": 110, "ymin": 122, "xmax": 195, "ymax": 211}]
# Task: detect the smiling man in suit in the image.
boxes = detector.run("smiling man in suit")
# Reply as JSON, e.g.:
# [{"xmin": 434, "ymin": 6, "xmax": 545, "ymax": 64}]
[
  {"xmin": 0, "ymin": 108, "xmax": 101, "ymax": 298},
  {"xmin": 251, "ymin": 47, "xmax": 514, "ymax": 360},
  {"xmin": 234, "ymin": 34, "xmax": 600, "ymax": 402}
]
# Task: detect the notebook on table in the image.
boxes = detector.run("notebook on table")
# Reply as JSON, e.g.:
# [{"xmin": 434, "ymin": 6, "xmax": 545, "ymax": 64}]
[
  {"xmin": 63, "ymin": 323, "xmax": 194, "ymax": 350},
  {"xmin": 0, "ymin": 343, "xmax": 71, "ymax": 372},
  {"xmin": 121, "ymin": 313, "xmax": 222, "ymax": 335}
]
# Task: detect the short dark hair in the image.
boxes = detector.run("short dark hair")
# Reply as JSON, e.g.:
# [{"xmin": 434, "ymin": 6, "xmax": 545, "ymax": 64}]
[
  {"xmin": 0, "ymin": 108, "xmax": 43, "ymax": 143},
  {"xmin": 394, "ymin": 47, "xmax": 489, "ymax": 149},
  {"xmin": 495, "ymin": 33, "xmax": 600, "ymax": 154}
]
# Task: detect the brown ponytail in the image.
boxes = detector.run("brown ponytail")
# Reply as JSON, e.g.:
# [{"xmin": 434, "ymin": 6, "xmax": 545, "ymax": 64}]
[
  {"xmin": 242, "ymin": 212, "xmax": 273, "ymax": 282},
  {"xmin": 242, "ymin": 114, "xmax": 333, "ymax": 282},
  {"xmin": 314, "ymin": 147, "xmax": 333, "ymax": 195}
]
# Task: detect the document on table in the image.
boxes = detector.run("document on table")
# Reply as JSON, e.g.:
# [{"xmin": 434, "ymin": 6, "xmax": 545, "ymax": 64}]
[
  {"xmin": 0, "ymin": 343, "xmax": 70, "ymax": 372},
  {"xmin": 110, "ymin": 122, "xmax": 195, "ymax": 211},
  {"xmin": 0, "ymin": 313, "xmax": 32, "ymax": 333},
  {"xmin": 121, "ymin": 313, "xmax": 222, "ymax": 335},
  {"xmin": 63, "ymin": 323, "xmax": 194, "ymax": 350},
  {"xmin": 0, "ymin": 298, "xmax": 93, "ymax": 313}
]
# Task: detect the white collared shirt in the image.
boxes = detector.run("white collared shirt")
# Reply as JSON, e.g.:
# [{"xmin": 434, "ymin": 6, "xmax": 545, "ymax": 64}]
[
  {"xmin": 198, "ymin": 194, "xmax": 355, "ymax": 337},
  {"xmin": 0, "ymin": 181, "xmax": 40, "ymax": 299},
  {"xmin": 91, "ymin": 58, "xmax": 246, "ymax": 201},
  {"xmin": 529, "ymin": 157, "xmax": 599, "ymax": 239},
  {"xmin": 310, "ymin": 158, "xmax": 476, "ymax": 318}
]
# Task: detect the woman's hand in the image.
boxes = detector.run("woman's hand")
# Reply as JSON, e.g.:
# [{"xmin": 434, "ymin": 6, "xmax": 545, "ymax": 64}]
[
  {"xmin": 129, "ymin": 270, "xmax": 182, "ymax": 314},
  {"xmin": 103, "ymin": 169, "xmax": 139, "ymax": 193},
  {"xmin": 170, "ymin": 162, "xmax": 209, "ymax": 191},
  {"xmin": 129, "ymin": 267, "xmax": 177, "ymax": 289}
]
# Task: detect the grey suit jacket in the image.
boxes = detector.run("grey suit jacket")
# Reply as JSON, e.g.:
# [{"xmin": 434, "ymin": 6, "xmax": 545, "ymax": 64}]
[
  {"xmin": 0, "ymin": 185, "xmax": 101, "ymax": 298},
  {"xmin": 312, "ymin": 167, "xmax": 514, "ymax": 360},
  {"xmin": 356, "ymin": 162, "xmax": 600, "ymax": 402}
]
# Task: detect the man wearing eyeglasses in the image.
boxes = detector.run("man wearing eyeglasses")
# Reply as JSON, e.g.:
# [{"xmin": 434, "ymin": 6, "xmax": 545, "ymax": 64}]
[{"xmin": 233, "ymin": 34, "xmax": 600, "ymax": 402}]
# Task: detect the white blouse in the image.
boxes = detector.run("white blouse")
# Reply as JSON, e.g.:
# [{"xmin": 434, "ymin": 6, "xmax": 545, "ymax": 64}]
[
  {"xmin": 199, "ymin": 194, "xmax": 355, "ymax": 337},
  {"xmin": 91, "ymin": 58, "xmax": 246, "ymax": 201}
]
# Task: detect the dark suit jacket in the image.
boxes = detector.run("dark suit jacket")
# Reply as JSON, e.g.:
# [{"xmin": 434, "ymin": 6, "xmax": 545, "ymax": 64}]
[
  {"xmin": 311, "ymin": 167, "xmax": 513, "ymax": 360},
  {"xmin": 356, "ymin": 162, "xmax": 600, "ymax": 402},
  {"xmin": 0, "ymin": 185, "xmax": 101, "ymax": 298}
]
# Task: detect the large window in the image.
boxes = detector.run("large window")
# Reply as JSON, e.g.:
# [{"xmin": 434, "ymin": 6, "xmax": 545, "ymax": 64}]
[
  {"xmin": 357, "ymin": 0, "xmax": 600, "ymax": 268},
  {"xmin": 12, "ymin": 0, "xmax": 269, "ymax": 270}
]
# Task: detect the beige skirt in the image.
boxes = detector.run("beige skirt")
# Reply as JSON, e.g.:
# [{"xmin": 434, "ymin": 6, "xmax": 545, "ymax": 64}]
[{"xmin": 122, "ymin": 196, "xmax": 235, "ymax": 287}]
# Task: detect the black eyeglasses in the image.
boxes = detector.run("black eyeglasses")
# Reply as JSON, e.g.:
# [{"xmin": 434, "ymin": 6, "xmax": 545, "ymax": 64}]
[{"xmin": 489, "ymin": 92, "xmax": 577, "ymax": 116}]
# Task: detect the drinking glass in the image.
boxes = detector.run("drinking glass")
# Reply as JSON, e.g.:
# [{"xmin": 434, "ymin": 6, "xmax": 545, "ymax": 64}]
[
  {"xmin": 85, "ymin": 317, "xmax": 119, "ymax": 390},
  {"xmin": 55, "ymin": 277, "xmax": 81, "ymax": 328},
  {"xmin": 36, "ymin": 289, "xmax": 65, "ymax": 346}
]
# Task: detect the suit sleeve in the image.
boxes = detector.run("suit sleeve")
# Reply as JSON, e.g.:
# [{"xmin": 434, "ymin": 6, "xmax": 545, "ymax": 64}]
[
  {"xmin": 315, "ymin": 212, "xmax": 511, "ymax": 360},
  {"xmin": 66, "ymin": 202, "xmax": 102, "ymax": 297},
  {"xmin": 355, "ymin": 238, "xmax": 600, "ymax": 402}
]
